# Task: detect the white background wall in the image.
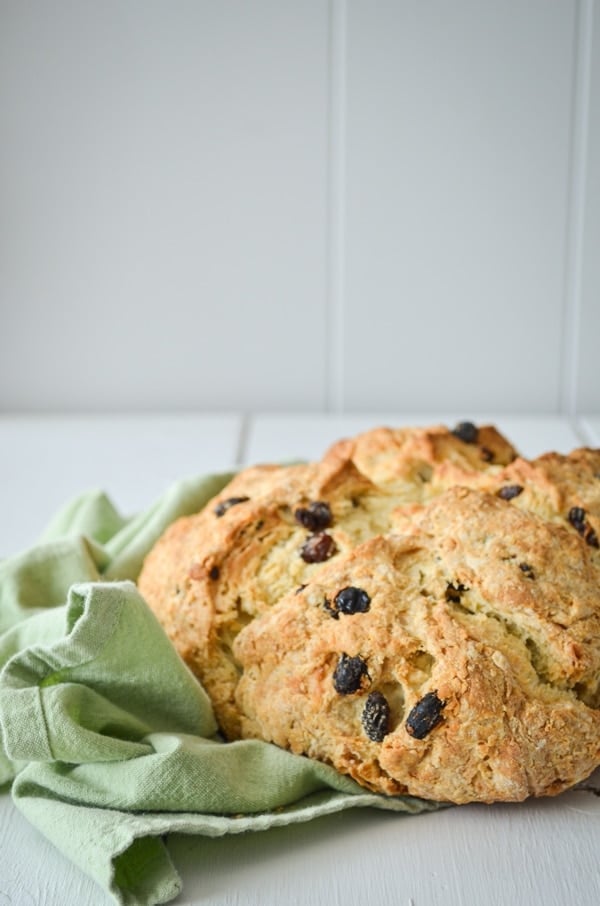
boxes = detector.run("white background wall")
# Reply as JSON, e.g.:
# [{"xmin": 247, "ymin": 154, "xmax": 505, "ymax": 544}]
[{"xmin": 0, "ymin": 0, "xmax": 598, "ymax": 414}]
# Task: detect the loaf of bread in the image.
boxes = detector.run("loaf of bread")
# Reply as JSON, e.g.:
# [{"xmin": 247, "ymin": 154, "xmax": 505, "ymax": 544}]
[{"xmin": 137, "ymin": 422, "xmax": 600, "ymax": 804}]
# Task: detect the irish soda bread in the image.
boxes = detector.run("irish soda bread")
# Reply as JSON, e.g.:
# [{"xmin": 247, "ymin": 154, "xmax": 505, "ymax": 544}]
[{"xmin": 137, "ymin": 422, "xmax": 600, "ymax": 804}]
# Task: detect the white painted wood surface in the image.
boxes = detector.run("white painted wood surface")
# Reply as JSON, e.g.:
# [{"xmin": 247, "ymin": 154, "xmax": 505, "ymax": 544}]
[
  {"xmin": 1, "ymin": 413, "xmax": 600, "ymax": 906},
  {"xmin": 342, "ymin": 0, "xmax": 577, "ymax": 412},
  {"xmin": 0, "ymin": 413, "xmax": 242, "ymax": 559},
  {"xmin": 580, "ymin": 415, "xmax": 600, "ymax": 445},
  {"xmin": 0, "ymin": 0, "xmax": 330, "ymax": 412},
  {"xmin": 246, "ymin": 412, "xmax": 587, "ymax": 463},
  {"xmin": 1, "ymin": 1, "xmax": 599, "ymax": 414}
]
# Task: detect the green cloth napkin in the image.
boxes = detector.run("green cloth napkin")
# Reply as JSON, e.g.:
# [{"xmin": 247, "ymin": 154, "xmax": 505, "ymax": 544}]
[{"xmin": 0, "ymin": 474, "xmax": 441, "ymax": 906}]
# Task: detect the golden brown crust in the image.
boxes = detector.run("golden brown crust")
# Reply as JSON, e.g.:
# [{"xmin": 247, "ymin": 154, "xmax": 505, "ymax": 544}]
[
  {"xmin": 326, "ymin": 422, "xmax": 517, "ymax": 493},
  {"xmin": 137, "ymin": 421, "xmax": 600, "ymax": 802},
  {"xmin": 139, "ymin": 451, "xmax": 390, "ymax": 737},
  {"xmin": 234, "ymin": 491, "xmax": 600, "ymax": 803}
]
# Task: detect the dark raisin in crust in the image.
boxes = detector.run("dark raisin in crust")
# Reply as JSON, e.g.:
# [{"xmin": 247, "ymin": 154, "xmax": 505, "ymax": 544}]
[
  {"xmin": 445, "ymin": 582, "xmax": 468, "ymax": 603},
  {"xmin": 452, "ymin": 421, "xmax": 478, "ymax": 444},
  {"xmin": 568, "ymin": 506, "xmax": 600, "ymax": 548},
  {"xmin": 300, "ymin": 532, "xmax": 337, "ymax": 563},
  {"xmin": 519, "ymin": 562, "xmax": 535, "ymax": 579},
  {"xmin": 568, "ymin": 506, "xmax": 586, "ymax": 529},
  {"xmin": 214, "ymin": 496, "xmax": 250, "ymax": 517},
  {"xmin": 406, "ymin": 691, "xmax": 446, "ymax": 739},
  {"xmin": 588, "ymin": 530, "xmax": 600, "ymax": 549},
  {"xmin": 498, "ymin": 484, "xmax": 524, "ymax": 500},
  {"xmin": 333, "ymin": 653, "xmax": 370, "ymax": 694},
  {"xmin": 362, "ymin": 691, "xmax": 391, "ymax": 742},
  {"xmin": 294, "ymin": 501, "xmax": 332, "ymax": 532},
  {"xmin": 334, "ymin": 586, "xmax": 371, "ymax": 615}
]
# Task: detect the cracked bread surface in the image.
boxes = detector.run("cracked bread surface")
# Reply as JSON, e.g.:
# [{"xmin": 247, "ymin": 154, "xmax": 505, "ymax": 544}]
[
  {"xmin": 138, "ymin": 424, "xmax": 510, "ymax": 738},
  {"xmin": 138, "ymin": 448, "xmax": 392, "ymax": 737},
  {"xmin": 235, "ymin": 488, "xmax": 600, "ymax": 803},
  {"xmin": 137, "ymin": 422, "xmax": 600, "ymax": 803},
  {"xmin": 327, "ymin": 422, "xmax": 518, "ymax": 492}
]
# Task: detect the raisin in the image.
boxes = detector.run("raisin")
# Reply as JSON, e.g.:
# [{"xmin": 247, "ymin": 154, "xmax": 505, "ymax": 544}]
[
  {"xmin": 333, "ymin": 653, "xmax": 370, "ymax": 694},
  {"xmin": 406, "ymin": 691, "xmax": 446, "ymax": 739},
  {"xmin": 294, "ymin": 501, "xmax": 332, "ymax": 532},
  {"xmin": 568, "ymin": 506, "xmax": 586, "ymax": 531},
  {"xmin": 214, "ymin": 496, "xmax": 250, "ymax": 517},
  {"xmin": 445, "ymin": 582, "xmax": 468, "ymax": 603},
  {"xmin": 209, "ymin": 565, "xmax": 220, "ymax": 581},
  {"xmin": 334, "ymin": 586, "xmax": 371, "ymax": 616},
  {"xmin": 361, "ymin": 691, "xmax": 391, "ymax": 742},
  {"xmin": 300, "ymin": 532, "xmax": 337, "ymax": 563},
  {"xmin": 586, "ymin": 528, "xmax": 599, "ymax": 549},
  {"xmin": 567, "ymin": 507, "xmax": 599, "ymax": 548},
  {"xmin": 519, "ymin": 562, "xmax": 535, "ymax": 579},
  {"xmin": 498, "ymin": 484, "xmax": 524, "ymax": 501},
  {"xmin": 452, "ymin": 421, "xmax": 478, "ymax": 444}
]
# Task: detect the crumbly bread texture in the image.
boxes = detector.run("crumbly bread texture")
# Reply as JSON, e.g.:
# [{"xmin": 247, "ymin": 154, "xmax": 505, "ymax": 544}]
[{"xmin": 137, "ymin": 422, "xmax": 600, "ymax": 804}]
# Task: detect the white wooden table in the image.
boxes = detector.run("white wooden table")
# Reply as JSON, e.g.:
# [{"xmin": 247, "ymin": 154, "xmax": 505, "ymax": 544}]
[{"xmin": 1, "ymin": 412, "xmax": 600, "ymax": 906}]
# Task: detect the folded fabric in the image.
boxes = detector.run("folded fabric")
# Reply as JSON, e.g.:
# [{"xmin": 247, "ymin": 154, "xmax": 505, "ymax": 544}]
[{"xmin": 0, "ymin": 475, "xmax": 441, "ymax": 906}]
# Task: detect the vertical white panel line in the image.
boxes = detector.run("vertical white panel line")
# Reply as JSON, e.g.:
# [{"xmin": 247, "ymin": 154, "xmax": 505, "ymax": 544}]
[
  {"xmin": 326, "ymin": 0, "xmax": 347, "ymax": 413},
  {"xmin": 561, "ymin": 0, "xmax": 594, "ymax": 418},
  {"xmin": 573, "ymin": 415, "xmax": 596, "ymax": 445},
  {"xmin": 234, "ymin": 412, "xmax": 250, "ymax": 467}
]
